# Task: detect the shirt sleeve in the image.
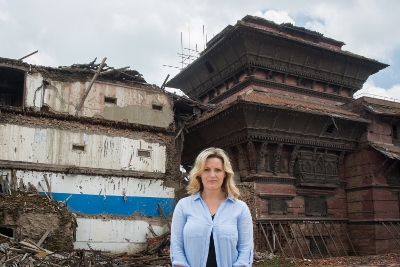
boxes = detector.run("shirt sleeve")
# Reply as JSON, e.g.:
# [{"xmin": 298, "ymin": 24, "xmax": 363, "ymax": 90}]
[
  {"xmin": 170, "ymin": 200, "xmax": 190, "ymax": 267},
  {"xmin": 233, "ymin": 202, "xmax": 253, "ymax": 267}
]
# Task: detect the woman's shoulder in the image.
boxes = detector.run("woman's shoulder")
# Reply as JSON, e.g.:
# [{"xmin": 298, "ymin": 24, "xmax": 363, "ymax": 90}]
[
  {"xmin": 231, "ymin": 198, "xmax": 251, "ymax": 210},
  {"xmin": 177, "ymin": 193, "xmax": 199, "ymax": 205}
]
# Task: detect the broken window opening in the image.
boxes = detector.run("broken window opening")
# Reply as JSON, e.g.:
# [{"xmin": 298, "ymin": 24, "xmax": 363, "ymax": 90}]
[
  {"xmin": 325, "ymin": 124, "xmax": 335, "ymax": 134},
  {"xmin": 137, "ymin": 149, "xmax": 151, "ymax": 158},
  {"xmin": 104, "ymin": 96, "xmax": 117, "ymax": 104},
  {"xmin": 152, "ymin": 104, "xmax": 163, "ymax": 111},
  {"xmin": 72, "ymin": 144, "xmax": 86, "ymax": 152},
  {"xmin": 0, "ymin": 67, "xmax": 25, "ymax": 107},
  {"xmin": 0, "ymin": 226, "xmax": 14, "ymax": 238}
]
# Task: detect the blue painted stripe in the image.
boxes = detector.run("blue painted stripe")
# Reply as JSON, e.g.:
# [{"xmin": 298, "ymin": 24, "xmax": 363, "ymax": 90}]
[{"xmin": 41, "ymin": 192, "xmax": 175, "ymax": 216}]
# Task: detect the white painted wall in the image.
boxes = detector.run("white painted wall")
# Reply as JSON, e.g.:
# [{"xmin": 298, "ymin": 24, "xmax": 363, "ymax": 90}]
[
  {"xmin": 15, "ymin": 170, "xmax": 174, "ymax": 198},
  {"xmin": 0, "ymin": 169, "xmax": 174, "ymax": 253},
  {"xmin": 0, "ymin": 124, "xmax": 166, "ymax": 173},
  {"xmin": 24, "ymin": 74, "xmax": 174, "ymax": 128},
  {"xmin": 74, "ymin": 218, "xmax": 168, "ymax": 254}
]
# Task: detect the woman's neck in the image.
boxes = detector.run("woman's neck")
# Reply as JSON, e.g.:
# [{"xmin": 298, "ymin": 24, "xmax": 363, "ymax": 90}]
[{"xmin": 201, "ymin": 189, "xmax": 226, "ymax": 201}]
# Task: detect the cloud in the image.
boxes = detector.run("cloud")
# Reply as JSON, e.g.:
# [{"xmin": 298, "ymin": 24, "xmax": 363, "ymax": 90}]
[
  {"xmin": 304, "ymin": 1, "xmax": 400, "ymax": 64},
  {"xmin": 253, "ymin": 10, "xmax": 295, "ymax": 25},
  {"xmin": 1, "ymin": 0, "xmax": 399, "ymax": 96},
  {"xmin": 355, "ymin": 79, "xmax": 400, "ymax": 102}
]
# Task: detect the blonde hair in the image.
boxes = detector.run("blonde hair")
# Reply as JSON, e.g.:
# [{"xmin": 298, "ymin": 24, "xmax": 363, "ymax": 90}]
[{"xmin": 186, "ymin": 147, "xmax": 240, "ymax": 200}]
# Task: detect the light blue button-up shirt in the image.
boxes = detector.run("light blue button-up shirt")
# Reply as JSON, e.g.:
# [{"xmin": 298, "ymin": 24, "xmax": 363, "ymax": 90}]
[{"xmin": 170, "ymin": 192, "xmax": 253, "ymax": 267}]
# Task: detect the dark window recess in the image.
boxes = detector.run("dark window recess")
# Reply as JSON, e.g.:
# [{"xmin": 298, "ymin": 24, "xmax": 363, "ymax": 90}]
[
  {"xmin": 104, "ymin": 97, "xmax": 117, "ymax": 104},
  {"xmin": 152, "ymin": 104, "xmax": 163, "ymax": 111},
  {"xmin": 299, "ymin": 78, "xmax": 313, "ymax": 88},
  {"xmin": 0, "ymin": 226, "xmax": 14, "ymax": 238},
  {"xmin": 398, "ymin": 192, "xmax": 400, "ymax": 215},
  {"xmin": 305, "ymin": 196, "xmax": 327, "ymax": 216},
  {"xmin": 393, "ymin": 125, "xmax": 398, "ymax": 140},
  {"xmin": 331, "ymin": 85, "xmax": 340, "ymax": 94},
  {"xmin": 309, "ymin": 237, "xmax": 328, "ymax": 256},
  {"xmin": 137, "ymin": 150, "xmax": 151, "ymax": 158},
  {"xmin": 326, "ymin": 124, "xmax": 335, "ymax": 134},
  {"xmin": 386, "ymin": 160, "xmax": 400, "ymax": 186},
  {"xmin": 0, "ymin": 93, "xmax": 11, "ymax": 105},
  {"xmin": 204, "ymin": 61, "xmax": 215, "ymax": 73},
  {"xmin": 268, "ymin": 199, "xmax": 288, "ymax": 215},
  {"xmin": 72, "ymin": 144, "xmax": 86, "ymax": 152},
  {"xmin": 0, "ymin": 67, "xmax": 25, "ymax": 107}
]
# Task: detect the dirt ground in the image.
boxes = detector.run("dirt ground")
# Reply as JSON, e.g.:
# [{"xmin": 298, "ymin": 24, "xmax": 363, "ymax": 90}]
[{"xmin": 253, "ymin": 253, "xmax": 400, "ymax": 267}]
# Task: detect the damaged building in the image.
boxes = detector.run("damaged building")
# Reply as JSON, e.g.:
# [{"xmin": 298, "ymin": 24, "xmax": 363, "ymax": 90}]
[
  {"xmin": 166, "ymin": 15, "xmax": 400, "ymax": 257},
  {"xmin": 0, "ymin": 57, "xmax": 181, "ymax": 253}
]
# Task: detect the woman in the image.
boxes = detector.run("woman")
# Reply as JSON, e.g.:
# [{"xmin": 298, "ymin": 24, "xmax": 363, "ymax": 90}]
[{"xmin": 170, "ymin": 147, "xmax": 253, "ymax": 267}]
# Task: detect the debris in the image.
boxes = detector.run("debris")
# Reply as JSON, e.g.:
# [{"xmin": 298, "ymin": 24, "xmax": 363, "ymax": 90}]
[{"xmin": 158, "ymin": 203, "xmax": 171, "ymax": 230}]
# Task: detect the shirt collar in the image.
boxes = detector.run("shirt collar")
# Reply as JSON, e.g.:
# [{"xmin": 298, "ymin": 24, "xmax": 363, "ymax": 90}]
[{"xmin": 193, "ymin": 191, "xmax": 235, "ymax": 202}]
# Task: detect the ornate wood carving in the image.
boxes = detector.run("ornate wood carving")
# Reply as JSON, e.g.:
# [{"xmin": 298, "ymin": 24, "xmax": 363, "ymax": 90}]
[
  {"xmin": 237, "ymin": 144, "xmax": 249, "ymax": 177},
  {"xmin": 295, "ymin": 151, "xmax": 339, "ymax": 185},
  {"xmin": 289, "ymin": 145, "xmax": 300, "ymax": 176},
  {"xmin": 274, "ymin": 143, "xmax": 283, "ymax": 175},
  {"xmin": 257, "ymin": 142, "xmax": 268, "ymax": 173},
  {"xmin": 247, "ymin": 140, "xmax": 257, "ymax": 174},
  {"xmin": 225, "ymin": 147, "xmax": 238, "ymax": 172},
  {"xmin": 338, "ymin": 151, "xmax": 345, "ymax": 166}
]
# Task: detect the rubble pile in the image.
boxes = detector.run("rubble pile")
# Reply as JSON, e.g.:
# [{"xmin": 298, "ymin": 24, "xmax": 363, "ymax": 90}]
[
  {"xmin": 252, "ymin": 253, "xmax": 400, "ymax": 267},
  {"xmin": 0, "ymin": 233, "xmax": 171, "ymax": 266},
  {"xmin": 0, "ymin": 189, "xmax": 172, "ymax": 266}
]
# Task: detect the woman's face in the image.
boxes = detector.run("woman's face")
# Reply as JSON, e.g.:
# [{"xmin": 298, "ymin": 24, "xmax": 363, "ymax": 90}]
[{"xmin": 200, "ymin": 157, "xmax": 226, "ymax": 192}]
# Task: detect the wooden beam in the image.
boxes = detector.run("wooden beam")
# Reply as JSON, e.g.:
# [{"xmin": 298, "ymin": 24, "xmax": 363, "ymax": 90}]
[{"xmin": 75, "ymin": 57, "xmax": 107, "ymax": 116}]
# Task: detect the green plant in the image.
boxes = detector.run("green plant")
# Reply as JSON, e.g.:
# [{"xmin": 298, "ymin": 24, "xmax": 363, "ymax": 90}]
[{"xmin": 264, "ymin": 256, "xmax": 295, "ymax": 267}]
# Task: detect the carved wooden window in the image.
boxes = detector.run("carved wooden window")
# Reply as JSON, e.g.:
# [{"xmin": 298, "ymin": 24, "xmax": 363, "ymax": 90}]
[
  {"xmin": 295, "ymin": 152, "xmax": 339, "ymax": 185},
  {"xmin": 306, "ymin": 54, "xmax": 318, "ymax": 67},
  {"xmin": 204, "ymin": 61, "xmax": 215, "ymax": 73},
  {"xmin": 305, "ymin": 196, "xmax": 327, "ymax": 216},
  {"xmin": 268, "ymin": 198, "xmax": 288, "ymax": 215}
]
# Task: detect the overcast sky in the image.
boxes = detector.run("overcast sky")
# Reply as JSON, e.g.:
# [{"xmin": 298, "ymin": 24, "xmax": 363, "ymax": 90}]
[{"xmin": 1, "ymin": 0, "xmax": 400, "ymax": 100}]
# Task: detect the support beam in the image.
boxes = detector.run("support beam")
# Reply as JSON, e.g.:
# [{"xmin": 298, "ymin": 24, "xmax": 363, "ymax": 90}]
[{"xmin": 75, "ymin": 57, "xmax": 107, "ymax": 116}]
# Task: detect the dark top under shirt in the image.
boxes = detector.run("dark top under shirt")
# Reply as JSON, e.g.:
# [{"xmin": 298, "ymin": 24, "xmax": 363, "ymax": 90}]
[{"xmin": 206, "ymin": 214, "xmax": 217, "ymax": 267}]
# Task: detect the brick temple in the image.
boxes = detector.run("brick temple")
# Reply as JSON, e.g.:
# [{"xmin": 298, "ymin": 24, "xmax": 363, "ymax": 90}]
[{"xmin": 167, "ymin": 15, "xmax": 400, "ymax": 257}]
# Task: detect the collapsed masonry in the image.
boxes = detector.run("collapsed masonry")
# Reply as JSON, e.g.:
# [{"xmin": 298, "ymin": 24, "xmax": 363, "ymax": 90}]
[
  {"xmin": 0, "ymin": 191, "xmax": 73, "ymax": 252},
  {"xmin": 0, "ymin": 56, "xmax": 190, "ymax": 254}
]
